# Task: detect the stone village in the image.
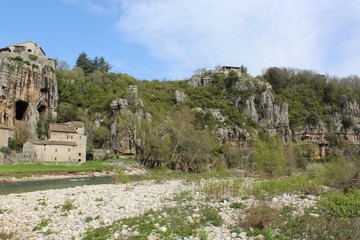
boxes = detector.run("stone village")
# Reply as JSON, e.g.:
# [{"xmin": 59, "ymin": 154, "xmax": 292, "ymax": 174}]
[{"xmin": 0, "ymin": 41, "xmax": 86, "ymax": 164}]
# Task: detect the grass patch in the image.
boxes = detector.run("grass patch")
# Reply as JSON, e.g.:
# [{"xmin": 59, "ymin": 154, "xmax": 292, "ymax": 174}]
[
  {"xmin": 0, "ymin": 158, "xmax": 135, "ymax": 178},
  {"xmin": 230, "ymin": 202, "xmax": 244, "ymax": 209},
  {"xmin": 0, "ymin": 208, "xmax": 10, "ymax": 214},
  {"xmin": 202, "ymin": 178, "xmax": 243, "ymax": 200},
  {"xmin": 83, "ymin": 191, "xmax": 222, "ymax": 240},
  {"xmin": 250, "ymin": 175, "xmax": 321, "ymax": 200},
  {"xmin": 33, "ymin": 218, "xmax": 51, "ymax": 231},
  {"xmin": 61, "ymin": 199, "xmax": 76, "ymax": 212}
]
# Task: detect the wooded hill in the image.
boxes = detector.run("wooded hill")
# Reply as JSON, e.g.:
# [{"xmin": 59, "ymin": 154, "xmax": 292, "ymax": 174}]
[{"xmin": 32, "ymin": 56, "xmax": 360, "ymax": 176}]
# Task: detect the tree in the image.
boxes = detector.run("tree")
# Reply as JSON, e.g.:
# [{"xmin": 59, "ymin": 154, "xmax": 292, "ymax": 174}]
[
  {"xmin": 93, "ymin": 56, "xmax": 112, "ymax": 73},
  {"xmin": 252, "ymin": 137, "xmax": 288, "ymax": 177},
  {"xmin": 8, "ymin": 122, "xmax": 33, "ymax": 151},
  {"xmin": 94, "ymin": 126, "xmax": 111, "ymax": 148},
  {"xmin": 240, "ymin": 65, "xmax": 248, "ymax": 75},
  {"xmin": 56, "ymin": 59, "xmax": 70, "ymax": 71},
  {"xmin": 225, "ymin": 70, "xmax": 239, "ymax": 89},
  {"xmin": 306, "ymin": 111, "xmax": 320, "ymax": 127},
  {"xmin": 76, "ymin": 52, "xmax": 94, "ymax": 75},
  {"xmin": 58, "ymin": 103, "xmax": 79, "ymax": 122}
]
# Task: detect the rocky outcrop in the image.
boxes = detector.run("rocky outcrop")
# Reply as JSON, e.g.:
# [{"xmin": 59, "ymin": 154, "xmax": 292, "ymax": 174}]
[
  {"xmin": 209, "ymin": 109, "xmax": 226, "ymax": 123},
  {"xmin": 110, "ymin": 85, "xmax": 151, "ymax": 154},
  {"xmin": 173, "ymin": 90, "xmax": 188, "ymax": 104},
  {"xmin": 245, "ymin": 95, "xmax": 258, "ymax": 123},
  {"xmin": 0, "ymin": 42, "xmax": 58, "ymax": 138},
  {"xmin": 189, "ymin": 75, "xmax": 212, "ymax": 88}
]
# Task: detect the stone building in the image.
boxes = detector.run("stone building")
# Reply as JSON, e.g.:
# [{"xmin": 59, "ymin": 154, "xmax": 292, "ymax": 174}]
[
  {"xmin": 23, "ymin": 122, "xmax": 87, "ymax": 163},
  {"xmin": 0, "ymin": 125, "xmax": 14, "ymax": 148},
  {"xmin": 0, "ymin": 41, "xmax": 58, "ymax": 138},
  {"xmin": 219, "ymin": 66, "xmax": 243, "ymax": 76}
]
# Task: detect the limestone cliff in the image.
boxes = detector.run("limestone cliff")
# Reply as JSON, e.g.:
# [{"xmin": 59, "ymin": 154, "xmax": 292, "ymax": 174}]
[
  {"xmin": 110, "ymin": 85, "xmax": 151, "ymax": 154},
  {"xmin": 0, "ymin": 41, "xmax": 58, "ymax": 138}
]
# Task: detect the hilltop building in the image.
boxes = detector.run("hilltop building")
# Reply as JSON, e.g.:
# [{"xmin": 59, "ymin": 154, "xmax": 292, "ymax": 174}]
[{"xmin": 23, "ymin": 122, "xmax": 87, "ymax": 164}]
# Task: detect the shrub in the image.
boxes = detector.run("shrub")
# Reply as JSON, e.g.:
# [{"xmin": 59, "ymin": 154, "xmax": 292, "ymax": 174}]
[
  {"xmin": 319, "ymin": 190, "xmax": 360, "ymax": 218},
  {"xmin": 239, "ymin": 204, "xmax": 278, "ymax": 229},
  {"xmin": 321, "ymin": 158, "xmax": 359, "ymax": 192},
  {"xmin": 61, "ymin": 199, "xmax": 76, "ymax": 212},
  {"xmin": 252, "ymin": 137, "xmax": 288, "ymax": 177},
  {"xmin": 306, "ymin": 162, "xmax": 325, "ymax": 179}
]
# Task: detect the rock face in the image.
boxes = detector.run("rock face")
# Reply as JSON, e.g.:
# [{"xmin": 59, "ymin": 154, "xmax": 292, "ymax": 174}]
[
  {"xmin": 173, "ymin": 90, "xmax": 188, "ymax": 104},
  {"xmin": 0, "ymin": 41, "xmax": 58, "ymax": 138},
  {"xmin": 110, "ymin": 85, "xmax": 150, "ymax": 154},
  {"xmin": 245, "ymin": 95, "xmax": 258, "ymax": 123},
  {"xmin": 189, "ymin": 75, "xmax": 212, "ymax": 87}
]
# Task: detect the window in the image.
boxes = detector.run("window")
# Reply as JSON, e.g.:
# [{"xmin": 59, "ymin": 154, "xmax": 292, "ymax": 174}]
[
  {"xmin": 44, "ymin": 148, "xmax": 46, "ymax": 152},
  {"xmin": 55, "ymin": 148, "xmax": 58, "ymax": 152},
  {"xmin": 68, "ymin": 148, "xmax": 71, "ymax": 152},
  {"xmin": 79, "ymin": 153, "xmax": 81, "ymax": 156},
  {"xmin": 79, "ymin": 136, "xmax": 82, "ymax": 140}
]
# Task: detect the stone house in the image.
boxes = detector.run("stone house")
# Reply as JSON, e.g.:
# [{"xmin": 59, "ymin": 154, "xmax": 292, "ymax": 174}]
[
  {"xmin": 0, "ymin": 41, "xmax": 46, "ymax": 56},
  {"xmin": 219, "ymin": 66, "xmax": 243, "ymax": 76},
  {"xmin": 0, "ymin": 125, "xmax": 14, "ymax": 148},
  {"xmin": 23, "ymin": 121, "xmax": 87, "ymax": 163}
]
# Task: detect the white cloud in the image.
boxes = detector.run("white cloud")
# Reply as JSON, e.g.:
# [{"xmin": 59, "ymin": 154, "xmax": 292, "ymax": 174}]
[{"xmin": 114, "ymin": 0, "xmax": 360, "ymax": 78}]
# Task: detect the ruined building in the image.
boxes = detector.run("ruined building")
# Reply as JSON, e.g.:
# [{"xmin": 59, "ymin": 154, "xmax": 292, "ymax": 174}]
[{"xmin": 0, "ymin": 41, "xmax": 58, "ymax": 146}]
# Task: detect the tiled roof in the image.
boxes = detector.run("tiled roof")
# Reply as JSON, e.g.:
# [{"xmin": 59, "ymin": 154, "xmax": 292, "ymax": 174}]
[
  {"xmin": 66, "ymin": 121, "xmax": 85, "ymax": 128},
  {"xmin": 29, "ymin": 139, "xmax": 77, "ymax": 146},
  {"xmin": 49, "ymin": 124, "xmax": 77, "ymax": 133}
]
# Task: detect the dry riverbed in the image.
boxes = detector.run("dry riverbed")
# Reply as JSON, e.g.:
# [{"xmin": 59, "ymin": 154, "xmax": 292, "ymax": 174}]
[{"xmin": 0, "ymin": 177, "xmax": 317, "ymax": 240}]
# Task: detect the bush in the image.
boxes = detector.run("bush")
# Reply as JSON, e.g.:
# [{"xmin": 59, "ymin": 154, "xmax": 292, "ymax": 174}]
[
  {"xmin": 252, "ymin": 137, "xmax": 288, "ymax": 177},
  {"xmin": 239, "ymin": 204, "xmax": 278, "ymax": 229},
  {"xmin": 321, "ymin": 158, "xmax": 359, "ymax": 192},
  {"xmin": 306, "ymin": 162, "xmax": 325, "ymax": 179},
  {"xmin": 319, "ymin": 190, "xmax": 360, "ymax": 218}
]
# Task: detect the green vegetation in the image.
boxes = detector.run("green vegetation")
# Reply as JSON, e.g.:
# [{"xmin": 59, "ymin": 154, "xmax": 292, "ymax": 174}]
[
  {"xmin": 28, "ymin": 53, "xmax": 38, "ymax": 61},
  {"xmin": 250, "ymin": 175, "xmax": 321, "ymax": 200},
  {"xmin": 202, "ymin": 178, "xmax": 242, "ymax": 200},
  {"xmin": 61, "ymin": 199, "xmax": 76, "ymax": 212},
  {"xmin": 0, "ymin": 158, "xmax": 133, "ymax": 179},
  {"xmin": 83, "ymin": 191, "xmax": 222, "ymax": 240},
  {"xmin": 33, "ymin": 218, "xmax": 51, "ymax": 231}
]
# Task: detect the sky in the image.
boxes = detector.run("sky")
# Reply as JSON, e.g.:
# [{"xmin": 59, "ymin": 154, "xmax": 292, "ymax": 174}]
[{"xmin": 1, "ymin": 0, "xmax": 360, "ymax": 80}]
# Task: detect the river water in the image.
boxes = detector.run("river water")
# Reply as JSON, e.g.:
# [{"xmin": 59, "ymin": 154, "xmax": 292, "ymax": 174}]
[{"xmin": 0, "ymin": 176, "xmax": 113, "ymax": 195}]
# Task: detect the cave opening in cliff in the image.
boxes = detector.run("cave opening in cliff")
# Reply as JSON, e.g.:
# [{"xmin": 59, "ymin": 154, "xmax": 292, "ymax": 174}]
[
  {"xmin": 15, "ymin": 100, "xmax": 29, "ymax": 121},
  {"xmin": 40, "ymin": 87, "xmax": 48, "ymax": 93},
  {"xmin": 37, "ymin": 105, "xmax": 47, "ymax": 115}
]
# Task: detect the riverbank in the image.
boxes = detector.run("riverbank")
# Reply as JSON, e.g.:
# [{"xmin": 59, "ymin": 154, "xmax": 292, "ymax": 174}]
[
  {"xmin": 0, "ymin": 160, "xmax": 149, "ymax": 183},
  {"xmin": 0, "ymin": 176, "xmax": 320, "ymax": 240}
]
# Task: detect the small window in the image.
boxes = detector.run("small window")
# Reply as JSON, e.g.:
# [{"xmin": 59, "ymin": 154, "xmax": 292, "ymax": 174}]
[
  {"xmin": 68, "ymin": 148, "xmax": 71, "ymax": 152},
  {"xmin": 79, "ymin": 153, "xmax": 81, "ymax": 156},
  {"xmin": 79, "ymin": 136, "xmax": 82, "ymax": 139},
  {"xmin": 55, "ymin": 148, "xmax": 58, "ymax": 152},
  {"xmin": 44, "ymin": 148, "xmax": 46, "ymax": 152}
]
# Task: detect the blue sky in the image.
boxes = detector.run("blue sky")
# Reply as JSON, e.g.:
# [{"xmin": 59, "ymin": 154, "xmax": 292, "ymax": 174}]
[{"xmin": 1, "ymin": 0, "xmax": 360, "ymax": 80}]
